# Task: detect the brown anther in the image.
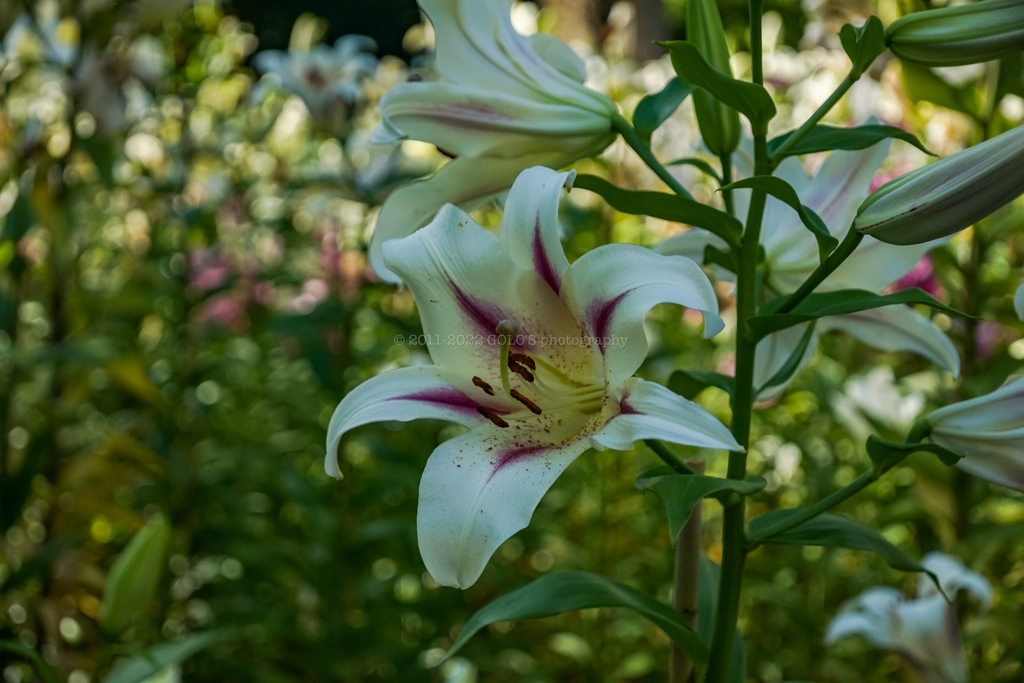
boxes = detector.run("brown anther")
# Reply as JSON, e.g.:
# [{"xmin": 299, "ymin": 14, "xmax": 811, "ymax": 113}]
[
  {"xmin": 508, "ymin": 353, "xmax": 536, "ymax": 370},
  {"xmin": 472, "ymin": 376, "xmax": 495, "ymax": 395},
  {"xmin": 508, "ymin": 362, "xmax": 535, "ymax": 383},
  {"xmin": 509, "ymin": 390, "xmax": 542, "ymax": 415},
  {"xmin": 476, "ymin": 405, "xmax": 509, "ymax": 428}
]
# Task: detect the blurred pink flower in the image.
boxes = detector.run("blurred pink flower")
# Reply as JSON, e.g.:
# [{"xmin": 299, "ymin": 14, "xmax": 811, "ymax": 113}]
[
  {"xmin": 889, "ymin": 255, "xmax": 944, "ymax": 299},
  {"xmin": 197, "ymin": 295, "xmax": 246, "ymax": 330},
  {"xmin": 188, "ymin": 249, "xmax": 230, "ymax": 291}
]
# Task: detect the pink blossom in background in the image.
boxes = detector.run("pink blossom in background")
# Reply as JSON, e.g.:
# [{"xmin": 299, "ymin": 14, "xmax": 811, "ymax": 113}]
[
  {"xmin": 188, "ymin": 248, "xmax": 230, "ymax": 291},
  {"xmin": 974, "ymin": 322, "xmax": 1005, "ymax": 362},
  {"xmin": 889, "ymin": 254, "xmax": 944, "ymax": 299},
  {"xmin": 196, "ymin": 294, "xmax": 246, "ymax": 331}
]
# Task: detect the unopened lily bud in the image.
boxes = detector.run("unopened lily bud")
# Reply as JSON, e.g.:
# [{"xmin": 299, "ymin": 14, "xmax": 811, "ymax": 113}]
[
  {"xmin": 854, "ymin": 125, "xmax": 1024, "ymax": 245},
  {"xmin": 686, "ymin": 0, "xmax": 740, "ymax": 155},
  {"xmin": 886, "ymin": 0, "xmax": 1024, "ymax": 67}
]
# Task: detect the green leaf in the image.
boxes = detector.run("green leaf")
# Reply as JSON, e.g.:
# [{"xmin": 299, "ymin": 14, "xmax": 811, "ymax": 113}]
[
  {"xmin": 103, "ymin": 632, "xmax": 225, "ymax": 683},
  {"xmin": 101, "ymin": 514, "xmax": 171, "ymax": 635},
  {"xmin": 749, "ymin": 287, "xmax": 967, "ymax": 339},
  {"xmin": 756, "ymin": 321, "xmax": 818, "ymax": 395},
  {"xmin": 658, "ymin": 41, "xmax": 776, "ymax": 133},
  {"xmin": 866, "ymin": 435, "xmax": 963, "ymax": 476},
  {"xmin": 768, "ymin": 124, "xmax": 932, "ymax": 159},
  {"xmin": 685, "ymin": 0, "xmax": 740, "ymax": 154},
  {"xmin": 839, "ymin": 16, "xmax": 887, "ymax": 77},
  {"xmin": 666, "ymin": 156, "xmax": 723, "ymax": 183},
  {"xmin": 721, "ymin": 176, "xmax": 839, "ymax": 261},
  {"xmin": 0, "ymin": 640, "xmax": 62, "ymax": 683},
  {"xmin": 748, "ymin": 511, "xmax": 932, "ymax": 576},
  {"xmin": 636, "ymin": 467, "xmax": 767, "ymax": 541},
  {"xmin": 668, "ymin": 369, "xmax": 735, "ymax": 399},
  {"xmin": 633, "ymin": 78, "xmax": 694, "ymax": 144},
  {"xmin": 573, "ymin": 174, "xmax": 741, "ymax": 245},
  {"xmin": 446, "ymin": 571, "xmax": 709, "ymax": 665}
]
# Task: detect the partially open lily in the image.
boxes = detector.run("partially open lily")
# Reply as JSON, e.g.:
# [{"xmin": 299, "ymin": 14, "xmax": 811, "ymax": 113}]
[
  {"xmin": 368, "ymin": 0, "xmax": 619, "ymax": 282},
  {"xmin": 658, "ymin": 132, "xmax": 959, "ymax": 398},
  {"xmin": 825, "ymin": 552, "xmax": 992, "ymax": 683},
  {"xmin": 327, "ymin": 167, "xmax": 740, "ymax": 588}
]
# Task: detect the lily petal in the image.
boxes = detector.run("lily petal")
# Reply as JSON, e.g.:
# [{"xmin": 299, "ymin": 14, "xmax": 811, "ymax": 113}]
[
  {"xmin": 801, "ymin": 140, "xmax": 892, "ymax": 238},
  {"xmin": 818, "ymin": 305, "xmax": 961, "ymax": 377},
  {"xmin": 753, "ymin": 323, "xmax": 820, "ymax": 400},
  {"xmin": 419, "ymin": 0, "xmax": 613, "ymax": 115},
  {"xmin": 1015, "ymin": 283, "xmax": 1024, "ymax": 321},
  {"xmin": 824, "ymin": 586, "xmax": 903, "ymax": 649},
  {"xmin": 325, "ymin": 366, "xmax": 493, "ymax": 478},
  {"xmin": 370, "ymin": 153, "xmax": 556, "ymax": 282},
  {"xmin": 562, "ymin": 244, "xmax": 724, "ymax": 387},
  {"xmin": 417, "ymin": 422, "xmax": 593, "ymax": 588},
  {"xmin": 592, "ymin": 378, "xmax": 741, "ymax": 452},
  {"xmin": 383, "ymin": 203, "xmax": 587, "ymax": 381},
  {"xmin": 920, "ymin": 552, "xmax": 993, "ymax": 611},
  {"xmin": 377, "ymin": 82, "xmax": 614, "ymax": 158},
  {"xmin": 499, "ymin": 166, "xmax": 574, "ymax": 293},
  {"xmin": 828, "ymin": 234, "xmax": 940, "ymax": 293}
]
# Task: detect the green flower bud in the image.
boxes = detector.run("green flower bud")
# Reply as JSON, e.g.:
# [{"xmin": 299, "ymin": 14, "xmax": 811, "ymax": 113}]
[
  {"xmin": 687, "ymin": 0, "xmax": 739, "ymax": 155},
  {"xmin": 854, "ymin": 125, "xmax": 1024, "ymax": 245},
  {"xmin": 887, "ymin": 0, "xmax": 1024, "ymax": 67},
  {"xmin": 100, "ymin": 514, "xmax": 171, "ymax": 635}
]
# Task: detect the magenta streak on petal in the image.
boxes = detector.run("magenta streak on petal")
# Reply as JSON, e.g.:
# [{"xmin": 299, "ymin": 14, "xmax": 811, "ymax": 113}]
[
  {"xmin": 393, "ymin": 388, "xmax": 482, "ymax": 416},
  {"xmin": 488, "ymin": 444, "xmax": 548, "ymax": 481},
  {"xmin": 532, "ymin": 215, "xmax": 561, "ymax": 293},
  {"xmin": 586, "ymin": 292, "xmax": 628, "ymax": 353},
  {"xmin": 448, "ymin": 278, "xmax": 536, "ymax": 352}
]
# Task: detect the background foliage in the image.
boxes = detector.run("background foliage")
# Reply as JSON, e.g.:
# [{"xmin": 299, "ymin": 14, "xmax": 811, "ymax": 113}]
[{"xmin": 1, "ymin": 0, "xmax": 1022, "ymax": 681}]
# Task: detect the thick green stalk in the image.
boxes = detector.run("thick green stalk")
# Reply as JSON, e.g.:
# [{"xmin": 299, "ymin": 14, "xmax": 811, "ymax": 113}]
[
  {"xmin": 719, "ymin": 152, "xmax": 734, "ymax": 216},
  {"xmin": 612, "ymin": 114, "xmax": 696, "ymax": 200},
  {"xmin": 769, "ymin": 74, "xmax": 856, "ymax": 165},
  {"xmin": 705, "ymin": 6, "xmax": 765, "ymax": 680}
]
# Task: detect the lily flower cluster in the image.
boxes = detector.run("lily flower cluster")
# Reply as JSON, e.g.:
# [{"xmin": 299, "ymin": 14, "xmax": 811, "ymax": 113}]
[
  {"xmin": 327, "ymin": 167, "xmax": 740, "ymax": 588},
  {"xmin": 826, "ymin": 552, "xmax": 992, "ymax": 683},
  {"xmin": 658, "ymin": 132, "xmax": 959, "ymax": 398},
  {"xmin": 367, "ymin": 0, "xmax": 619, "ymax": 282}
]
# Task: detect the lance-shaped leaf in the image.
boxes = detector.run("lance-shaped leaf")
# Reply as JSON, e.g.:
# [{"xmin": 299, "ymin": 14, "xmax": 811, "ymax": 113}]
[
  {"xmin": 446, "ymin": 571, "xmax": 709, "ymax": 665},
  {"xmin": 573, "ymin": 173, "xmax": 741, "ymax": 244},
  {"xmin": 103, "ymin": 631, "xmax": 225, "ymax": 683},
  {"xmin": 839, "ymin": 16, "xmax": 887, "ymax": 78},
  {"xmin": 768, "ymin": 124, "xmax": 932, "ymax": 159},
  {"xmin": 866, "ymin": 435, "xmax": 963, "ymax": 476},
  {"xmin": 749, "ymin": 287, "xmax": 966, "ymax": 339},
  {"xmin": 658, "ymin": 41, "xmax": 776, "ymax": 133},
  {"xmin": 633, "ymin": 78, "xmax": 694, "ymax": 144},
  {"xmin": 668, "ymin": 369, "xmax": 735, "ymax": 400},
  {"xmin": 748, "ymin": 512, "xmax": 935, "ymax": 578},
  {"xmin": 100, "ymin": 514, "xmax": 171, "ymax": 635},
  {"xmin": 721, "ymin": 176, "xmax": 838, "ymax": 261},
  {"xmin": 637, "ymin": 467, "xmax": 766, "ymax": 541}
]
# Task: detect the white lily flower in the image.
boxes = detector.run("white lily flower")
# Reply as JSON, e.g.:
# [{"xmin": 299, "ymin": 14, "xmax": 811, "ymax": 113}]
[
  {"xmin": 367, "ymin": 0, "xmax": 619, "ymax": 283},
  {"xmin": 658, "ymin": 131, "xmax": 960, "ymax": 398},
  {"xmin": 1014, "ymin": 283, "xmax": 1024, "ymax": 321},
  {"xmin": 327, "ymin": 167, "xmax": 740, "ymax": 588},
  {"xmin": 254, "ymin": 35, "xmax": 378, "ymax": 134},
  {"xmin": 926, "ymin": 376, "xmax": 1024, "ymax": 491},
  {"xmin": 825, "ymin": 552, "xmax": 991, "ymax": 683}
]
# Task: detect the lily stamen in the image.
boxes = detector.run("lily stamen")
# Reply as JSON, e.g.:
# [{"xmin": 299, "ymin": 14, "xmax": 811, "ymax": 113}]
[
  {"xmin": 509, "ymin": 389, "xmax": 542, "ymax": 414},
  {"xmin": 476, "ymin": 405, "xmax": 509, "ymax": 428},
  {"xmin": 473, "ymin": 376, "xmax": 495, "ymax": 395}
]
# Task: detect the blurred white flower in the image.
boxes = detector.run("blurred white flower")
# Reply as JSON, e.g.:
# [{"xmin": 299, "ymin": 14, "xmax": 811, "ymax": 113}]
[
  {"xmin": 254, "ymin": 35, "xmax": 378, "ymax": 135},
  {"xmin": 927, "ymin": 376, "xmax": 1024, "ymax": 491},
  {"xmin": 826, "ymin": 552, "xmax": 992, "ymax": 683},
  {"xmin": 1014, "ymin": 283, "xmax": 1024, "ymax": 321},
  {"xmin": 845, "ymin": 366, "xmax": 925, "ymax": 433}
]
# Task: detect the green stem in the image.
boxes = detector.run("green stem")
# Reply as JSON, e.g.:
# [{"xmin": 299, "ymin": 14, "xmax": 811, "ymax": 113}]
[
  {"xmin": 612, "ymin": 114, "xmax": 695, "ymax": 200},
  {"xmin": 770, "ymin": 73, "xmax": 856, "ymax": 165},
  {"xmin": 719, "ymin": 152, "xmax": 734, "ymax": 216},
  {"xmin": 747, "ymin": 470, "xmax": 874, "ymax": 545},
  {"xmin": 645, "ymin": 440, "xmax": 699, "ymax": 476},
  {"xmin": 773, "ymin": 227, "xmax": 863, "ymax": 315},
  {"xmin": 705, "ymin": 46, "xmax": 768, "ymax": 683}
]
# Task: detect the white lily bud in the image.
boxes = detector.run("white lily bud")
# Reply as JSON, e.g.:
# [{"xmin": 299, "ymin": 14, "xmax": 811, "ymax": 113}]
[
  {"xmin": 926, "ymin": 376, "xmax": 1024, "ymax": 491},
  {"xmin": 854, "ymin": 125, "xmax": 1024, "ymax": 245},
  {"xmin": 887, "ymin": 0, "xmax": 1024, "ymax": 67}
]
